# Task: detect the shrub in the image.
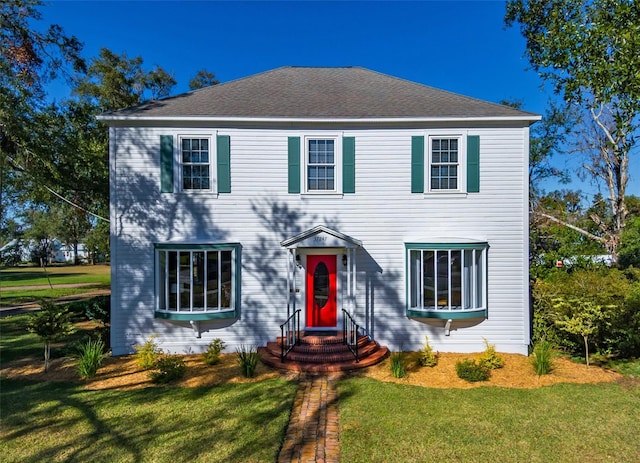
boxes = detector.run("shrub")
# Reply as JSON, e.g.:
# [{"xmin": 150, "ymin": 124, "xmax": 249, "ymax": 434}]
[
  {"xmin": 418, "ymin": 336, "xmax": 438, "ymax": 367},
  {"xmin": 74, "ymin": 337, "xmax": 108, "ymax": 379},
  {"xmin": 478, "ymin": 338, "xmax": 505, "ymax": 369},
  {"xmin": 149, "ymin": 355, "xmax": 186, "ymax": 383},
  {"xmin": 203, "ymin": 338, "xmax": 226, "ymax": 366},
  {"xmin": 134, "ymin": 335, "xmax": 162, "ymax": 370},
  {"xmin": 531, "ymin": 339, "xmax": 554, "ymax": 375},
  {"xmin": 236, "ymin": 345, "xmax": 259, "ymax": 378},
  {"xmin": 455, "ymin": 359, "xmax": 490, "ymax": 382},
  {"xmin": 390, "ymin": 351, "xmax": 407, "ymax": 378},
  {"xmin": 27, "ymin": 299, "xmax": 76, "ymax": 372}
]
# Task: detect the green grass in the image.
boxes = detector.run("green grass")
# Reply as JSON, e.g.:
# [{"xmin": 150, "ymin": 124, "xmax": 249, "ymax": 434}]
[
  {"xmin": 338, "ymin": 377, "xmax": 640, "ymax": 463},
  {"xmin": 0, "ymin": 314, "xmax": 43, "ymax": 363},
  {"xmin": 0, "ymin": 378, "xmax": 297, "ymax": 463},
  {"xmin": 0, "ymin": 264, "xmax": 110, "ymax": 306},
  {"xmin": 0, "ymin": 286, "xmax": 108, "ymax": 306},
  {"xmin": 0, "ymin": 313, "xmax": 95, "ymax": 364},
  {"xmin": 608, "ymin": 358, "xmax": 640, "ymax": 377},
  {"xmin": 0, "ymin": 264, "xmax": 110, "ymax": 287}
]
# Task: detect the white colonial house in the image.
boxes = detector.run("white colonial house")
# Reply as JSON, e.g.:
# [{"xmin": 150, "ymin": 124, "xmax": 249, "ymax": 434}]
[{"xmin": 100, "ymin": 67, "xmax": 540, "ymax": 367}]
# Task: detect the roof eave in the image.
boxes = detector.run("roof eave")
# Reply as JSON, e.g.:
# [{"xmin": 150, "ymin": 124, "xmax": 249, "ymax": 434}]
[{"xmin": 97, "ymin": 115, "xmax": 542, "ymax": 124}]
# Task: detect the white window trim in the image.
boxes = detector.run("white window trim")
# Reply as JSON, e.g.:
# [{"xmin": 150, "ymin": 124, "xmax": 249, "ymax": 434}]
[
  {"xmin": 176, "ymin": 132, "xmax": 217, "ymax": 194},
  {"xmin": 426, "ymin": 131, "xmax": 467, "ymax": 194},
  {"xmin": 301, "ymin": 133, "xmax": 342, "ymax": 195}
]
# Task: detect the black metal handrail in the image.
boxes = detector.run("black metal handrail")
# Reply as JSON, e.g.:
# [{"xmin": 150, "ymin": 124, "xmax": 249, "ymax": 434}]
[
  {"xmin": 280, "ymin": 309, "xmax": 301, "ymax": 361},
  {"xmin": 342, "ymin": 309, "xmax": 359, "ymax": 362}
]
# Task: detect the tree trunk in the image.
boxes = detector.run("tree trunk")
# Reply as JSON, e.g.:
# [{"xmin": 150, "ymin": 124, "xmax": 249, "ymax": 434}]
[
  {"xmin": 44, "ymin": 340, "xmax": 51, "ymax": 373},
  {"xmin": 583, "ymin": 335, "xmax": 590, "ymax": 368}
]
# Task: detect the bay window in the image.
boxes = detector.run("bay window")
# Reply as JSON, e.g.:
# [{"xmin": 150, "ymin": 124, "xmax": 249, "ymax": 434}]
[{"xmin": 406, "ymin": 243, "xmax": 487, "ymax": 319}]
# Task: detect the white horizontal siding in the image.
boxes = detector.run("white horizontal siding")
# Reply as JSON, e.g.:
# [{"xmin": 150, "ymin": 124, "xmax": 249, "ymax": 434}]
[{"xmin": 110, "ymin": 125, "xmax": 530, "ymax": 355}]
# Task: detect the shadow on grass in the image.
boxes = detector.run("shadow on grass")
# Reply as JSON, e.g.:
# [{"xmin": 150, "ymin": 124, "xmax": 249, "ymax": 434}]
[{"xmin": 1, "ymin": 377, "xmax": 297, "ymax": 463}]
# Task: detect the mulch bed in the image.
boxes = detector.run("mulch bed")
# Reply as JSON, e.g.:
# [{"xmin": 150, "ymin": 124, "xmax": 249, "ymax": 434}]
[{"xmin": 1, "ymin": 350, "xmax": 624, "ymax": 390}]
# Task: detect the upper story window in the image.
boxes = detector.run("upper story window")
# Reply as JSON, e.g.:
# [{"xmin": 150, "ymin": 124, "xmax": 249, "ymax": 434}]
[
  {"xmin": 430, "ymin": 137, "xmax": 459, "ymax": 191},
  {"xmin": 181, "ymin": 137, "xmax": 211, "ymax": 191},
  {"xmin": 160, "ymin": 134, "xmax": 231, "ymax": 194},
  {"xmin": 411, "ymin": 134, "xmax": 480, "ymax": 195},
  {"xmin": 288, "ymin": 135, "xmax": 356, "ymax": 195},
  {"xmin": 307, "ymin": 139, "xmax": 336, "ymax": 192}
]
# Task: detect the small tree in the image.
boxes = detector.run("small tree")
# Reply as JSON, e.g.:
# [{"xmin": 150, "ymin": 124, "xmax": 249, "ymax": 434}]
[
  {"xmin": 553, "ymin": 298, "xmax": 611, "ymax": 367},
  {"xmin": 27, "ymin": 300, "xmax": 76, "ymax": 372}
]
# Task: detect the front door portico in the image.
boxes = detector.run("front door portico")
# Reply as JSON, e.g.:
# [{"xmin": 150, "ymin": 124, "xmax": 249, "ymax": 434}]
[{"xmin": 281, "ymin": 225, "xmax": 362, "ymax": 331}]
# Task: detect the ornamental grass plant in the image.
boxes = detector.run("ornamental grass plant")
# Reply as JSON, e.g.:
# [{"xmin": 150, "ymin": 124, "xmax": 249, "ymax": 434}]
[
  {"xmin": 531, "ymin": 339, "xmax": 555, "ymax": 375},
  {"xmin": 236, "ymin": 345, "xmax": 259, "ymax": 378},
  {"xmin": 73, "ymin": 337, "xmax": 108, "ymax": 379}
]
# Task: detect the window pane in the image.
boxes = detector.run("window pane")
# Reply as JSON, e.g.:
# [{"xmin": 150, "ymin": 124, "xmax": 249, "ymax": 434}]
[
  {"xmin": 464, "ymin": 250, "xmax": 472, "ymax": 309},
  {"xmin": 409, "ymin": 250, "xmax": 421, "ymax": 308},
  {"xmin": 436, "ymin": 251, "xmax": 449, "ymax": 308},
  {"xmin": 476, "ymin": 249, "xmax": 484, "ymax": 308},
  {"xmin": 179, "ymin": 252, "xmax": 191, "ymax": 310},
  {"xmin": 451, "ymin": 250, "xmax": 462, "ymax": 308},
  {"xmin": 221, "ymin": 251, "xmax": 232, "ymax": 308},
  {"xmin": 423, "ymin": 251, "xmax": 435, "ymax": 309},
  {"xmin": 159, "ymin": 251, "xmax": 166, "ymax": 309},
  {"xmin": 192, "ymin": 251, "xmax": 205, "ymax": 310},
  {"xmin": 207, "ymin": 251, "xmax": 219, "ymax": 308},
  {"xmin": 168, "ymin": 251, "xmax": 178, "ymax": 310}
]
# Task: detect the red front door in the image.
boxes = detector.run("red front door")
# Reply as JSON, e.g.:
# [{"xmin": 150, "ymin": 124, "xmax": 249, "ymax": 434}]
[{"xmin": 306, "ymin": 255, "xmax": 337, "ymax": 328}]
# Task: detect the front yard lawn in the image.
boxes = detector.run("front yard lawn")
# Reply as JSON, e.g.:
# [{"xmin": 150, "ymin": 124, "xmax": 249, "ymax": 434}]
[
  {"xmin": 338, "ymin": 377, "xmax": 640, "ymax": 463},
  {"xmin": 0, "ymin": 378, "xmax": 296, "ymax": 463}
]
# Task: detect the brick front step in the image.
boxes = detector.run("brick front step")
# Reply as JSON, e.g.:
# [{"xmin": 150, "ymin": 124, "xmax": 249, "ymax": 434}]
[{"xmin": 259, "ymin": 333, "xmax": 389, "ymax": 373}]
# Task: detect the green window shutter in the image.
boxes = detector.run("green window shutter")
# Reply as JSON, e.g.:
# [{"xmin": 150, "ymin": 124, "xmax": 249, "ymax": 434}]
[
  {"xmin": 160, "ymin": 135, "xmax": 174, "ymax": 193},
  {"xmin": 217, "ymin": 135, "xmax": 231, "ymax": 193},
  {"xmin": 411, "ymin": 136, "xmax": 425, "ymax": 193},
  {"xmin": 467, "ymin": 135, "xmax": 480, "ymax": 193},
  {"xmin": 342, "ymin": 137, "xmax": 356, "ymax": 193},
  {"xmin": 288, "ymin": 137, "xmax": 301, "ymax": 194}
]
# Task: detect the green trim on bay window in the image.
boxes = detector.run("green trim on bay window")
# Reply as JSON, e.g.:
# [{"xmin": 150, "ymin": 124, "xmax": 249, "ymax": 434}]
[
  {"xmin": 155, "ymin": 310, "xmax": 237, "ymax": 321},
  {"xmin": 404, "ymin": 242, "xmax": 489, "ymax": 250},
  {"xmin": 466, "ymin": 135, "xmax": 480, "ymax": 193},
  {"xmin": 216, "ymin": 135, "xmax": 231, "ymax": 193},
  {"xmin": 407, "ymin": 308, "xmax": 487, "ymax": 320},
  {"xmin": 160, "ymin": 135, "xmax": 174, "ymax": 193},
  {"xmin": 155, "ymin": 242, "xmax": 242, "ymax": 250},
  {"xmin": 288, "ymin": 137, "xmax": 301, "ymax": 194},
  {"xmin": 411, "ymin": 136, "xmax": 424, "ymax": 193},
  {"xmin": 342, "ymin": 136, "xmax": 356, "ymax": 193}
]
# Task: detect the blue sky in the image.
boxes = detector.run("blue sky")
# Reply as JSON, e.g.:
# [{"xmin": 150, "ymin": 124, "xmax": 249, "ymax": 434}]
[{"xmin": 40, "ymin": 0, "xmax": 637, "ymax": 196}]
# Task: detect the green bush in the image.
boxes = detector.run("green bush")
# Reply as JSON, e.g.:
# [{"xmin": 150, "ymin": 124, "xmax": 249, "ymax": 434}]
[
  {"xmin": 149, "ymin": 355, "xmax": 186, "ymax": 383},
  {"xmin": 390, "ymin": 351, "xmax": 407, "ymax": 378},
  {"xmin": 455, "ymin": 359, "xmax": 490, "ymax": 382},
  {"xmin": 478, "ymin": 338, "xmax": 505, "ymax": 369},
  {"xmin": 134, "ymin": 335, "xmax": 162, "ymax": 370},
  {"xmin": 236, "ymin": 345, "xmax": 259, "ymax": 378},
  {"xmin": 74, "ymin": 337, "xmax": 108, "ymax": 379},
  {"xmin": 418, "ymin": 336, "xmax": 438, "ymax": 367},
  {"xmin": 532, "ymin": 269, "xmax": 640, "ymax": 358},
  {"xmin": 203, "ymin": 338, "xmax": 226, "ymax": 365},
  {"xmin": 531, "ymin": 339, "xmax": 554, "ymax": 375}
]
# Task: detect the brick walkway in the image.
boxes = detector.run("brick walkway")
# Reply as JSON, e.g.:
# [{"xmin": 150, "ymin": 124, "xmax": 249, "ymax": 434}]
[{"xmin": 278, "ymin": 374, "xmax": 341, "ymax": 463}]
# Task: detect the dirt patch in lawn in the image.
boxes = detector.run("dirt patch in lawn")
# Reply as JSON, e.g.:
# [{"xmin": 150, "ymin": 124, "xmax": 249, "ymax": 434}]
[{"xmin": 1, "ymin": 350, "xmax": 623, "ymax": 390}]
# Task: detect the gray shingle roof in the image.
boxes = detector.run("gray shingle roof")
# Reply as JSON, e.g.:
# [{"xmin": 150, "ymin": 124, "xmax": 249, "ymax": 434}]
[{"xmin": 101, "ymin": 66, "xmax": 539, "ymax": 121}]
